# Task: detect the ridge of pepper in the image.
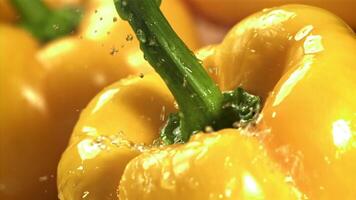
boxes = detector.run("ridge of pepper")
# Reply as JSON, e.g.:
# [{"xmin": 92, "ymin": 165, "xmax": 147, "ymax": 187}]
[
  {"xmin": 114, "ymin": 0, "xmax": 261, "ymax": 144},
  {"xmin": 11, "ymin": 0, "xmax": 83, "ymax": 42}
]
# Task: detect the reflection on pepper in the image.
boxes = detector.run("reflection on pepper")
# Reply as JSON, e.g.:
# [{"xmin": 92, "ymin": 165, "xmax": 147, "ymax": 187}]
[
  {"xmin": 273, "ymin": 55, "xmax": 314, "ymax": 107},
  {"xmin": 242, "ymin": 172, "xmax": 264, "ymax": 199},
  {"xmin": 21, "ymin": 86, "xmax": 47, "ymax": 113},
  {"xmin": 77, "ymin": 139, "xmax": 102, "ymax": 160},
  {"xmin": 332, "ymin": 119, "xmax": 353, "ymax": 152}
]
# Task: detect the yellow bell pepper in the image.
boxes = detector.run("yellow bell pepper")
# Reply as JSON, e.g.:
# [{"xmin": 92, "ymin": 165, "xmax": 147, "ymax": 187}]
[
  {"xmin": 58, "ymin": 1, "xmax": 356, "ymax": 199},
  {"xmin": 0, "ymin": 24, "xmax": 56, "ymax": 200},
  {"xmin": 198, "ymin": 4, "xmax": 356, "ymax": 199},
  {"xmin": 0, "ymin": 0, "xmax": 199, "ymax": 199},
  {"xmin": 186, "ymin": 0, "xmax": 356, "ymax": 28}
]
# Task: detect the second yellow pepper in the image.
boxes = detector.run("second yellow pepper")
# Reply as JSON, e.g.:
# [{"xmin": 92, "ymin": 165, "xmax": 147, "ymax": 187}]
[{"xmin": 186, "ymin": 0, "xmax": 356, "ymax": 28}]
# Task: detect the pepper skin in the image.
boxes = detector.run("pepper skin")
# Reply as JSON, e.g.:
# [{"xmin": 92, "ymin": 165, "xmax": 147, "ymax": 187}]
[
  {"xmin": 185, "ymin": 0, "xmax": 356, "ymax": 28},
  {"xmin": 119, "ymin": 129, "xmax": 303, "ymax": 200},
  {"xmin": 0, "ymin": 0, "xmax": 199, "ymax": 199},
  {"xmin": 57, "ymin": 73, "xmax": 301, "ymax": 199},
  {"xmin": 199, "ymin": 4, "xmax": 356, "ymax": 199},
  {"xmin": 57, "ymin": 74, "xmax": 176, "ymax": 199},
  {"xmin": 0, "ymin": 24, "xmax": 55, "ymax": 200},
  {"xmin": 58, "ymin": 3, "xmax": 356, "ymax": 200}
]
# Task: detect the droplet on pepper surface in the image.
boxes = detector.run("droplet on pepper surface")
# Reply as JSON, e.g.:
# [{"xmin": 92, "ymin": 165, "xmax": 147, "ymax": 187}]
[
  {"xmin": 126, "ymin": 34, "xmax": 133, "ymax": 41},
  {"xmin": 110, "ymin": 47, "xmax": 119, "ymax": 56}
]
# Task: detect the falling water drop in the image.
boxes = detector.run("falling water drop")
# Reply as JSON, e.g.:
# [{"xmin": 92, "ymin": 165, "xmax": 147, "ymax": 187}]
[
  {"xmin": 126, "ymin": 34, "xmax": 133, "ymax": 41},
  {"xmin": 82, "ymin": 191, "xmax": 90, "ymax": 199}
]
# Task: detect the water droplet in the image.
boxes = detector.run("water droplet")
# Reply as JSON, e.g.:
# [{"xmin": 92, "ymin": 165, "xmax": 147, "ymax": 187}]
[
  {"xmin": 113, "ymin": 17, "xmax": 118, "ymax": 22},
  {"xmin": 52, "ymin": 24, "xmax": 59, "ymax": 30},
  {"xmin": 134, "ymin": 143, "xmax": 147, "ymax": 153},
  {"xmin": 284, "ymin": 175, "xmax": 294, "ymax": 184},
  {"xmin": 182, "ymin": 77, "xmax": 187, "ymax": 88},
  {"xmin": 38, "ymin": 176, "xmax": 48, "ymax": 182},
  {"xmin": 272, "ymin": 112, "xmax": 277, "ymax": 118},
  {"xmin": 94, "ymin": 136, "xmax": 104, "ymax": 144},
  {"xmin": 207, "ymin": 66, "xmax": 218, "ymax": 75},
  {"xmin": 232, "ymin": 121, "xmax": 246, "ymax": 128},
  {"xmin": 190, "ymin": 94, "xmax": 197, "ymax": 98},
  {"xmin": 174, "ymin": 101, "xmax": 179, "ymax": 109},
  {"xmin": 148, "ymin": 38, "xmax": 157, "ymax": 46},
  {"xmin": 99, "ymin": 17, "xmax": 103, "ymax": 21},
  {"xmin": 136, "ymin": 29, "xmax": 147, "ymax": 43},
  {"xmin": 324, "ymin": 156, "xmax": 331, "ymax": 164},
  {"xmin": 99, "ymin": 143, "xmax": 107, "ymax": 150},
  {"xmin": 262, "ymin": 8, "xmax": 271, "ymax": 13},
  {"xmin": 82, "ymin": 191, "xmax": 90, "ymax": 199},
  {"xmin": 160, "ymin": 106, "xmax": 166, "ymax": 121},
  {"xmin": 139, "ymin": 73, "xmax": 144, "ymax": 78},
  {"xmin": 126, "ymin": 34, "xmax": 133, "ymax": 41},
  {"xmin": 152, "ymin": 138, "xmax": 163, "ymax": 147},
  {"xmin": 294, "ymin": 25, "xmax": 314, "ymax": 41},
  {"xmin": 110, "ymin": 47, "xmax": 119, "ymax": 56},
  {"xmin": 225, "ymin": 188, "xmax": 233, "ymax": 198},
  {"xmin": 204, "ymin": 126, "xmax": 214, "ymax": 133},
  {"xmin": 188, "ymin": 177, "xmax": 199, "ymax": 188},
  {"xmin": 121, "ymin": 0, "xmax": 128, "ymax": 6},
  {"xmin": 224, "ymin": 156, "xmax": 233, "ymax": 167},
  {"xmin": 160, "ymin": 171, "xmax": 176, "ymax": 190}
]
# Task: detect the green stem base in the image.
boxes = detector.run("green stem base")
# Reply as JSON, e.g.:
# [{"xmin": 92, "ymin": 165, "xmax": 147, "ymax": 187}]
[{"xmin": 11, "ymin": 0, "xmax": 82, "ymax": 42}]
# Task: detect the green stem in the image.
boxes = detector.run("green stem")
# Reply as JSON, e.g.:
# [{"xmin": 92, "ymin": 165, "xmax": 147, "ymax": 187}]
[
  {"xmin": 114, "ymin": 0, "xmax": 261, "ymax": 144},
  {"xmin": 11, "ymin": 0, "xmax": 82, "ymax": 42},
  {"xmin": 115, "ymin": 0, "xmax": 224, "ymax": 142}
]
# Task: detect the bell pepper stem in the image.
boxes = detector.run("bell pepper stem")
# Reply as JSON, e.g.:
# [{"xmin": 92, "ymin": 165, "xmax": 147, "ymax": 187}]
[
  {"xmin": 11, "ymin": 0, "xmax": 82, "ymax": 42},
  {"xmin": 114, "ymin": 0, "xmax": 261, "ymax": 144},
  {"xmin": 115, "ymin": 0, "xmax": 224, "ymax": 142}
]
